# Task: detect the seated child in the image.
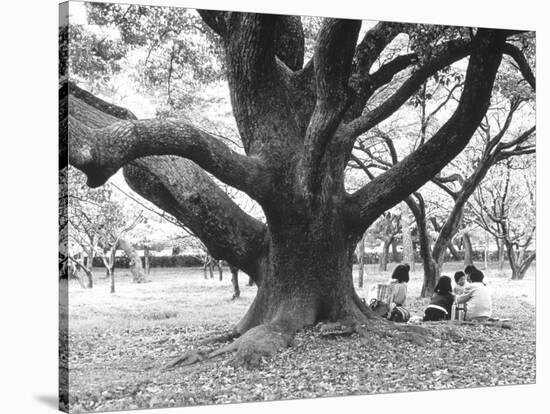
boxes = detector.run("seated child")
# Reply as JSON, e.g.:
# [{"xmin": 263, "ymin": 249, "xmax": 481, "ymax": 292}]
[
  {"xmin": 453, "ymin": 271, "xmax": 468, "ymax": 295},
  {"xmin": 456, "ymin": 268, "xmax": 492, "ymax": 321},
  {"xmin": 423, "ymin": 275, "xmax": 454, "ymax": 321},
  {"xmin": 388, "ymin": 263, "xmax": 410, "ymax": 307}
]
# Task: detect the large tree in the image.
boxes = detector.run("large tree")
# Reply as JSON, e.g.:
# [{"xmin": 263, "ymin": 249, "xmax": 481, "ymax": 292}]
[{"xmin": 64, "ymin": 7, "xmax": 526, "ymax": 365}]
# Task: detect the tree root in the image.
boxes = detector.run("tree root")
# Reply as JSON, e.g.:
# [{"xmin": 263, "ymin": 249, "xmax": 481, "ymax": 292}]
[
  {"xmin": 198, "ymin": 331, "xmax": 238, "ymax": 345},
  {"xmin": 164, "ymin": 323, "xmax": 295, "ymax": 370}
]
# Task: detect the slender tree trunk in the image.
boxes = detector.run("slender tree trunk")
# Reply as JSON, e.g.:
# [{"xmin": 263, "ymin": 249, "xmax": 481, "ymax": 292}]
[
  {"xmin": 463, "ymin": 232, "xmax": 474, "ymax": 267},
  {"xmin": 408, "ymin": 199, "xmax": 437, "ymax": 298},
  {"xmin": 203, "ymin": 256, "xmax": 209, "ymax": 279},
  {"xmin": 144, "ymin": 246, "xmax": 150, "ymax": 275},
  {"xmin": 401, "ymin": 208, "xmax": 415, "ymax": 271},
  {"xmin": 391, "ymin": 238, "xmax": 399, "ymax": 263},
  {"xmin": 356, "ymin": 232, "xmax": 366, "ymax": 288},
  {"xmin": 229, "ymin": 264, "xmax": 240, "ymax": 300},
  {"xmin": 483, "ymin": 231, "xmax": 489, "ymax": 269},
  {"xmin": 217, "ymin": 260, "xmax": 223, "ymax": 281},
  {"xmin": 379, "ymin": 239, "xmax": 391, "ymax": 271},
  {"xmin": 498, "ymin": 245, "xmax": 505, "ymax": 270},
  {"xmin": 85, "ymin": 249, "xmax": 94, "ymax": 288},
  {"xmin": 118, "ymin": 237, "xmax": 148, "ymax": 283}
]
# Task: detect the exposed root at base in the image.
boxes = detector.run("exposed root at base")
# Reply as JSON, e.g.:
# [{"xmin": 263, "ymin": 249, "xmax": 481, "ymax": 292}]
[
  {"xmin": 317, "ymin": 317, "xmax": 432, "ymax": 346},
  {"xmin": 164, "ymin": 323, "xmax": 295, "ymax": 370}
]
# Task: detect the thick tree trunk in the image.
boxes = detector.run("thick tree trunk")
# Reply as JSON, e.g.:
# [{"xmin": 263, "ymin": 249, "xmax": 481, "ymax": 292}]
[
  {"xmin": 356, "ymin": 232, "xmax": 366, "ymax": 288},
  {"xmin": 233, "ymin": 213, "xmax": 368, "ymax": 337},
  {"xmin": 463, "ymin": 232, "xmax": 474, "ymax": 267},
  {"xmin": 229, "ymin": 265, "xmax": 240, "ymax": 300},
  {"xmin": 118, "ymin": 238, "xmax": 148, "ymax": 283}
]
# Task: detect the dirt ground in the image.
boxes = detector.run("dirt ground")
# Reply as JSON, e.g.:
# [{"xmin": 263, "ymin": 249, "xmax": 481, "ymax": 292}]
[{"xmin": 61, "ymin": 262, "xmax": 536, "ymax": 413}]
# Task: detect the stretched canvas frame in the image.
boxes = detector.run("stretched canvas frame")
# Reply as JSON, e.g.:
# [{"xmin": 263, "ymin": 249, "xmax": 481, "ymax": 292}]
[{"xmin": 59, "ymin": 1, "xmax": 537, "ymax": 413}]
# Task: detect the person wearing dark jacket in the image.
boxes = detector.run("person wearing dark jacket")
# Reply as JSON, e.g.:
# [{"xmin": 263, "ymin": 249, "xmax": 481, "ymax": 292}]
[{"xmin": 423, "ymin": 276, "xmax": 455, "ymax": 321}]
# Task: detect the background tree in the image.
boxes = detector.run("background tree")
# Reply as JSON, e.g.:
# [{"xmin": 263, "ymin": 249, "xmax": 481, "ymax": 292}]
[
  {"xmin": 351, "ymin": 49, "xmax": 535, "ymax": 295},
  {"xmin": 472, "ymin": 158, "xmax": 536, "ymax": 280},
  {"xmin": 65, "ymin": 4, "xmax": 532, "ymax": 364}
]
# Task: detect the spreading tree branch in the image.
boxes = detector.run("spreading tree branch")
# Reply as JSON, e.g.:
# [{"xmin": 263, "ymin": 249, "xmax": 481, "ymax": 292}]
[
  {"xmin": 346, "ymin": 39, "xmax": 472, "ymax": 141},
  {"xmin": 68, "ymin": 83, "xmax": 269, "ymax": 201},
  {"xmin": 298, "ymin": 18, "xmax": 361, "ymax": 197},
  {"xmin": 65, "ymin": 82, "xmax": 270, "ymax": 279},
  {"xmin": 348, "ymin": 29, "xmax": 508, "ymax": 230}
]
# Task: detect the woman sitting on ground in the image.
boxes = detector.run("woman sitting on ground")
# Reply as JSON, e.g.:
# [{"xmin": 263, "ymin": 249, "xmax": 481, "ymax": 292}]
[
  {"xmin": 423, "ymin": 276, "xmax": 455, "ymax": 321},
  {"xmin": 388, "ymin": 264, "xmax": 410, "ymax": 307},
  {"xmin": 456, "ymin": 268, "xmax": 492, "ymax": 321}
]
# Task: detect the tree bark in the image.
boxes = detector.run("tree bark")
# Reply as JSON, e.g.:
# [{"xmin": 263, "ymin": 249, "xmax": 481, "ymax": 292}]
[
  {"xmin": 401, "ymin": 205, "xmax": 415, "ymax": 271},
  {"xmin": 229, "ymin": 264, "xmax": 240, "ymax": 300},
  {"xmin": 406, "ymin": 196, "xmax": 438, "ymax": 297},
  {"xmin": 84, "ymin": 249, "xmax": 94, "ymax": 288},
  {"xmin": 144, "ymin": 246, "xmax": 150, "ymax": 275},
  {"xmin": 448, "ymin": 243, "xmax": 461, "ymax": 261},
  {"xmin": 497, "ymin": 238, "xmax": 505, "ymax": 270},
  {"xmin": 356, "ymin": 232, "xmax": 366, "ymax": 288},
  {"xmin": 118, "ymin": 238, "xmax": 148, "ymax": 283},
  {"xmin": 463, "ymin": 232, "xmax": 474, "ymax": 267},
  {"xmin": 379, "ymin": 239, "xmax": 391, "ymax": 272}
]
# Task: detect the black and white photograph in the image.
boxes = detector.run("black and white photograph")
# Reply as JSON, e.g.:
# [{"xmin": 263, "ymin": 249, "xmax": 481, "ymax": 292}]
[{"xmin": 55, "ymin": 0, "xmax": 540, "ymax": 412}]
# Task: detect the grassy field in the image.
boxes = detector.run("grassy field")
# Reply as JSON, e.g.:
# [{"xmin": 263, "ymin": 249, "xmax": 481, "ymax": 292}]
[{"xmin": 62, "ymin": 262, "xmax": 536, "ymax": 412}]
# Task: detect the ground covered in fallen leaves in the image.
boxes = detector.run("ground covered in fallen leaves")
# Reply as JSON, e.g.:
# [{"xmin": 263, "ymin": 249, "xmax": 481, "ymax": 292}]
[{"xmin": 63, "ymin": 263, "xmax": 536, "ymax": 413}]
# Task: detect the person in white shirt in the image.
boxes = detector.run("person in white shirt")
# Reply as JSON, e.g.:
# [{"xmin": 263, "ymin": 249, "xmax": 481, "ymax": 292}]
[{"xmin": 456, "ymin": 268, "xmax": 492, "ymax": 321}]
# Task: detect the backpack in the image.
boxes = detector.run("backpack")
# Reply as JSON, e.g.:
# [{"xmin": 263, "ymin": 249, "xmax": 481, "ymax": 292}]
[{"xmin": 389, "ymin": 305, "xmax": 410, "ymax": 323}]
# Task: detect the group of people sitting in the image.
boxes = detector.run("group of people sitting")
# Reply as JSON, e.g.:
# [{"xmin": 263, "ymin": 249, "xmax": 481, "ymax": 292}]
[
  {"xmin": 377, "ymin": 264, "xmax": 492, "ymax": 323},
  {"xmin": 423, "ymin": 265, "xmax": 492, "ymax": 321}
]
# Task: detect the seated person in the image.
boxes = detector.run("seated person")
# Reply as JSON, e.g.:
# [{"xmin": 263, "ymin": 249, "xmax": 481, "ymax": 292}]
[
  {"xmin": 388, "ymin": 263, "xmax": 410, "ymax": 307},
  {"xmin": 453, "ymin": 271, "xmax": 468, "ymax": 295},
  {"xmin": 423, "ymin": 276, "xmax": 454, "ymax": 321},
  {"xmin": 456, "ymin": 268, "xmax": 492, "ymax": 321},
  {"xmin": 464, "ymin": 264, "xmax": 477, "ymax": 283}
]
